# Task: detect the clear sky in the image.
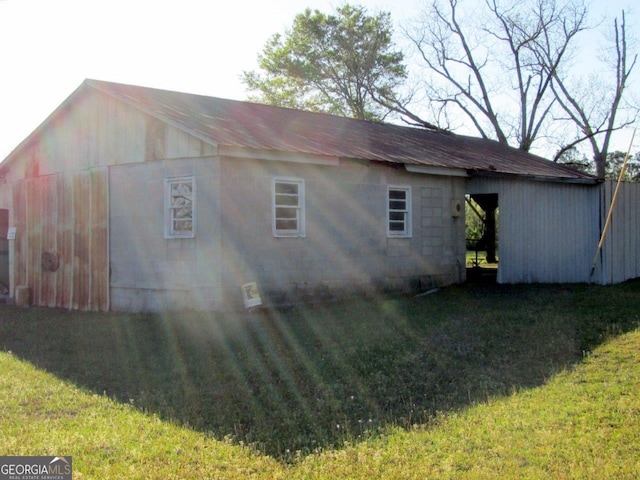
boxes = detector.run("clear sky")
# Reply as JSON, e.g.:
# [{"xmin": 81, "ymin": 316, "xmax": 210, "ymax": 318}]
[{"xmin": 0, "ymin": 0, "xmax": 637, "ymax": 160}]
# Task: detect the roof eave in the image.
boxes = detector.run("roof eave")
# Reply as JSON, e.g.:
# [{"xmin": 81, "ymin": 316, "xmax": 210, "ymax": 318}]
[
  {"xmin": 405, "ymin": 164, "xmax": 470, "ymax": 177},
  {"xmin": 469, "ymin": 169, "xmax": 600, "ymax": 184},
  {"xmin": 219, "ymin": 145, "xmax": 340, "ymax": 166}
]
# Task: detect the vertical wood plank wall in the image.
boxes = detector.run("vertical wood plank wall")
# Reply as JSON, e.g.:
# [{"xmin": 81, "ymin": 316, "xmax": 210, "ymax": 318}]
[{"xmin": 13, "ymin": 169, "xmax": 109, "ymax": 311}]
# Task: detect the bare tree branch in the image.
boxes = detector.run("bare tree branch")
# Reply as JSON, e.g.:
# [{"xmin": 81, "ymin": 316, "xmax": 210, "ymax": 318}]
[
  {"xmin": 407, "ymin": 0, "xmax": 588, "ymax": 152},
  {"xmin": 552, "ymin": 121, "xmax": 635, "ymax": 163},
  {"xmin": 546, "ymin": 10, "xmax": 638, "ymax": 178}
]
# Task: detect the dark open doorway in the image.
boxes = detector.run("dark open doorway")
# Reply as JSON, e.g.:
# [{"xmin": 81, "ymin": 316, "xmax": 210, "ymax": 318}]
[{"xmin": 465, "ymin": 194, "xmax": 498, "ymax": 283}]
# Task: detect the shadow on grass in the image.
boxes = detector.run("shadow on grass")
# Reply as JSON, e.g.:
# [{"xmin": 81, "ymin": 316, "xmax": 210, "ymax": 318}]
[{"xmin": 1, "ymin": 283, "xmax": 639, "ymax": 460}]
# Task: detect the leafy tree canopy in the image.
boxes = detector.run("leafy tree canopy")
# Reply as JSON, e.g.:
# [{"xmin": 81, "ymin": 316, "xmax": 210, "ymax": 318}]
[
  {"xmin": 558, "ymin": 148, "xmax": 640, "ymax": 182},
  {"xmin": 242, "ymin": 4, "xmax": 408, "ymax": 122}
]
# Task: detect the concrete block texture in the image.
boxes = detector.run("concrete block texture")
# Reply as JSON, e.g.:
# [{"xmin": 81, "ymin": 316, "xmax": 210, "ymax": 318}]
[{"xmin": 109, "ymin": 157, "xmax": 466, "ymax": 311}]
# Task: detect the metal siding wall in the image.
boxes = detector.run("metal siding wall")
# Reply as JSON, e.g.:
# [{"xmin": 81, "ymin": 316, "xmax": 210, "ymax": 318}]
[
  {"xmin": 631, "ymin": 183, "xmax": 640, "ymax": 279},
  {"xmin": 625, "ymin": 184, "xmax": 636, "ymax": 279},
  {"xmin": 523, "ymin": 181, "xmax": 597, "ymax": 284},
  {"xmin": 599, "ymin": 181, "xmax": 640, "ymax": 284},
  {"xmin": 468, "ymin": 178, "xmax": 600, "ymax": 284},
  {"xmin": 601, "ymin": 181, "xmax": 615, "ymax": 284}
]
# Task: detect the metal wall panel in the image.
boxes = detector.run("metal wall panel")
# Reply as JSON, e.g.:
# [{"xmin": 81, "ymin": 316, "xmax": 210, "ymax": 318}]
[
  {"xmin": 468, "ymin": 178, "xmax": 601, "ymax": 284},
  {"xmin": 599, "ymin": 180, "xmax": 640, "ymax": 284}
]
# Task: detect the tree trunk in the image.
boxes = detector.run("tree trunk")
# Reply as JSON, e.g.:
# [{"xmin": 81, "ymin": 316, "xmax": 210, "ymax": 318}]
[{"xmin": 594, "ymin": 151, "xmax": 606, "ymax": 180}]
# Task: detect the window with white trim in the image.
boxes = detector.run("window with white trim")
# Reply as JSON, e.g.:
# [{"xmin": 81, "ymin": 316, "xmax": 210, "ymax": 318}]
[
  {"xmin": 273, "ymin": 177, "xmax": 305, "ymax": 237},
  {"xmin": 387, "ymin": 186, "xmax": 411, "ymax": 237},
  {"xmin": 165, "ymin": 177, "xmax": 195, "ymax": 238}
]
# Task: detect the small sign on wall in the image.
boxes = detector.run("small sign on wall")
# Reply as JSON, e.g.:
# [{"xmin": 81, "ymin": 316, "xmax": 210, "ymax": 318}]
[
  {"xmin": 241, "ymin": 282, "xmax": 262, "ymax": 309},
  {"xmin": 6, "ymin": 227, "xmax": 16, "ymax": 240}
]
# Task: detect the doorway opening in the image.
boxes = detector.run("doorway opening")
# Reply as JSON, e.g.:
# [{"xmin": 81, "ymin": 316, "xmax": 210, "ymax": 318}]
[{"xmin": 465, "ymin": 194, "xmax": 498, "ymax": 283}]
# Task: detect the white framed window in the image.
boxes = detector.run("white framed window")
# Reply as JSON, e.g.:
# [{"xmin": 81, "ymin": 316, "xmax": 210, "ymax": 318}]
[
  {"xmin": 387, "ymin": 186, "xmax": 412, "ymax": 237},
  {"xmin": 273, "ymin": 177, "xmax": 305, "ymax": 237},
  {"xmin": 165, "ymin": 176, "xmax": 195, "ymax": 238}
]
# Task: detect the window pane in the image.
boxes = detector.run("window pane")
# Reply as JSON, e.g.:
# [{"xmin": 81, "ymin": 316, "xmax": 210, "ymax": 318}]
[
  {"xmin": 171, "ymin": 182, "xmax": 192, "ymax": 195},
  {"xmin": 389, "ymin": 211, "xmax": 406, "ymax": 221},
  {"xmin": 276, "ymin": 207, "xmax": 298, "ymax": 219},
  {"xmin": 173, "ymin": 207, "xmax": 192, "ymax": 219},
  {"xmin": 275, "ymin": 194, "xmax": 300, "ymax": 206},
  {"xmin": 273, "ymin": 178, "xmax": 304, "ymax": 236},
  {"xmin": 275, "ymin": 183, "xmax": 299, "ymax": 195},
  {"xmin": 389, "ymin": 190, "xmax": 406, "ymax": 200},
  {"xmin": 173, "ymin": 220, "xmax": 193, "ymax": 232},
  {"xmin": 389, "ymin": 200, "xmax": 407, "ymax": 211},
  {"xmin": 171, "ymin": 183, "xmax": 192, "ymax": 202},
  {"xmin": 167, "ymin": 177, "xmax": 194, "ymax": 237},
  {"xmin": 276, "ymin": 219, "xmax": 298, "ymax": 230},
  {"xmin": 171, "ymin": 197, "xmax": 192, "ymax": 208},
  {"xmin": 388, "ymin": 187, "xmax": 410, "ymax": 237}
]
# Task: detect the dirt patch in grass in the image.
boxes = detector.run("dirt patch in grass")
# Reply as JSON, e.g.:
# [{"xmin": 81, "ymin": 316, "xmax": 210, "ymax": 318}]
[{"xmin": 1, "ymin": 282, "xmax": 638, "ymax": 460}]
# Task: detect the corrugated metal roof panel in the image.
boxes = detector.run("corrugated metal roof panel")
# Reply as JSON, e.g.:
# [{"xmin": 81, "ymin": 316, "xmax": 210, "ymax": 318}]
[{"xmin": 12, "ymin": 79, "xmax": 598, "ymax": 182}]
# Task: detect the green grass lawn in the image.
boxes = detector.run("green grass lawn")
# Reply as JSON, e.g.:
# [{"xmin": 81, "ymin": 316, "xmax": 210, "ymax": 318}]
[
  {"xmin": 466, "ymin": 249, "xmax": 498, "ymax": 268},
  {"xmin": 1, "ymin": 282, "xmax": 639, "ymax": 478}
]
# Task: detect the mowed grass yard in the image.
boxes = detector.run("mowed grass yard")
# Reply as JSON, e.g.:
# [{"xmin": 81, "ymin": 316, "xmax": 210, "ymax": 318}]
[{"xmin": 1, "ymin": 282, "xmax": 639, "ymax": 478}]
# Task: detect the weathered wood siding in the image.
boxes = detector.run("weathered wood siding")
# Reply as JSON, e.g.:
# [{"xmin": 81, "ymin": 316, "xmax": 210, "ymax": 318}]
[
  {"xmin": 467, "ymin": 177, "xmax": 600, "ymax": 284},
  {"xmin": 5, "ymin": 87, "xmax": 217, "ymax": 311},
  {"xmin": 598, "ymin": 180, "xmax": 640, "ymax": 284},
  {"xmin": 13, "ymin": 169, "xmax": 108, "ymax": 311},
  {"xmin": 0, "ymin": 210, "xmax": 9, "ymax": 289}
]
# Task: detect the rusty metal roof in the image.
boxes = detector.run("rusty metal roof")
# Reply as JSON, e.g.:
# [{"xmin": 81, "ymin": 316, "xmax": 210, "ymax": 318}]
[{"xmin": 4, "ymin": 79, "xmax": 598, "ymax": 182}]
